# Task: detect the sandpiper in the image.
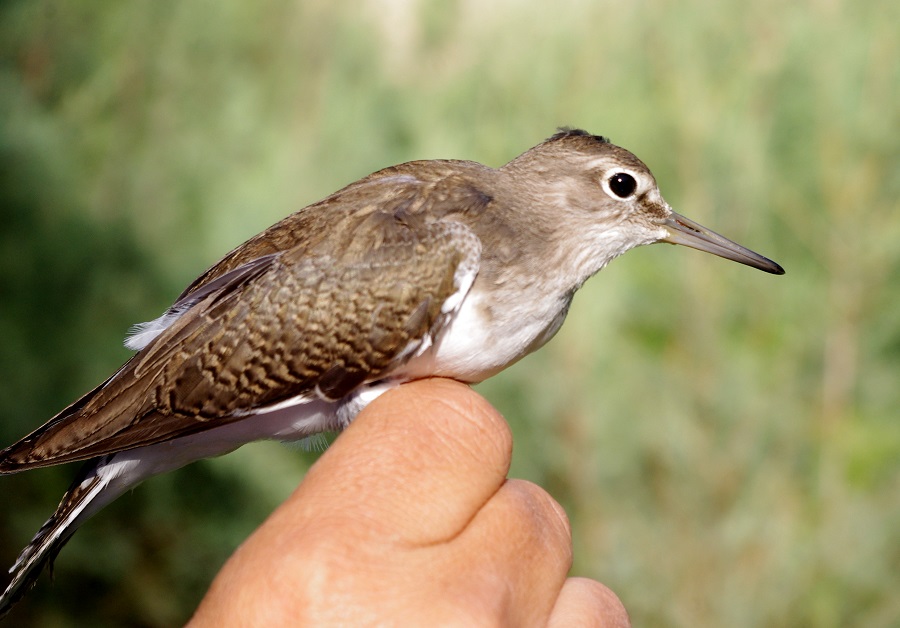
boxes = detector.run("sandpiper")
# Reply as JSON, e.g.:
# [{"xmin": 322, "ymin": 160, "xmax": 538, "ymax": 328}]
[{"xmin": 0, "ymin": 128, "xmax": 783, "ymax": 614}]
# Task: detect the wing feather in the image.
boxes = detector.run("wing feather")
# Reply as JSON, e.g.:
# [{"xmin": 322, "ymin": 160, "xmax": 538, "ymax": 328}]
[{"xmin": 0, "ymin": 171, "xmax": 488, "ymax": 471}]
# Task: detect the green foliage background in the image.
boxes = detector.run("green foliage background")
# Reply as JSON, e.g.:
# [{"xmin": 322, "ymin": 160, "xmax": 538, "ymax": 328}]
[{"xmin": 1, "ymin": 1, "xmax": 897, "ymax": 625}]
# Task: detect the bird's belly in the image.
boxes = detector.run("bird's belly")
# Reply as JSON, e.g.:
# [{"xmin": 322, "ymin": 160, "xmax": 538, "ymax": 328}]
[{"xmin": 397, "ymin": 289, "xmax": 570, "ymax": 384}]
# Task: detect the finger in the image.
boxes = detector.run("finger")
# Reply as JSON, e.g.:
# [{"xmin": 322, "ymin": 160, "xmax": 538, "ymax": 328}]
[
  {"xmin": 276, "ymin": 378, "xmax": 514, "ymax": 546},
  {"xmin": 425, "ymin": 478, "xmax": 573, "ymax": 627},
  {"xmin": 547, "ymin": 578, "xmax": 631, "ymax": 628}
]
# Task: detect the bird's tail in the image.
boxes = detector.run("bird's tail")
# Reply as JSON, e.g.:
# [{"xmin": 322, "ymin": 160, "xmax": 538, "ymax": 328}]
[{"xmin": 0, "ymin": 457, "xmax": 125, "ymax": 617}]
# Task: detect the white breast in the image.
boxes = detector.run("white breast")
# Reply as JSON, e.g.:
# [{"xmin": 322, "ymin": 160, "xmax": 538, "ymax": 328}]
[{"xmin": 398, "ymin": 287, "xmax": 572, "ymax": 383}]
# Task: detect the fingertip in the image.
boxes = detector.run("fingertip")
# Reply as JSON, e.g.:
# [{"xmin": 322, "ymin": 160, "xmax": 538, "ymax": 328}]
[
  {"xmin": 548, "ymin": 578, "xmax": 630, "ymax": 628},
  {"xmin": 375, "ymin": 378, "xmax": 510, "ymax": 443},
  {"xmin": 356, "ymin": 378, "xmax": 513, "ymax": 479}
]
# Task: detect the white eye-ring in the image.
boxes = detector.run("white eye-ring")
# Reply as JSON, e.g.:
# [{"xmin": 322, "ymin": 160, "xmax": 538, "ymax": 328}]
[{"xmin": 602, "ymin": 170, "xmax": 639, "ymax": 200}]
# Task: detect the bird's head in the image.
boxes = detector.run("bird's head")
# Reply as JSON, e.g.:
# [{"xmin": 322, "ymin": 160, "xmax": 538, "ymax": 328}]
[{"xmin": 501, "ymin": 129, "xmax": 784, "ymax": 281}]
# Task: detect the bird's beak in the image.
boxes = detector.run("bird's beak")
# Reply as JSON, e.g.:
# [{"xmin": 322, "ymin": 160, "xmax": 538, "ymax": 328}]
[{"xmin": 661, "ymin": 212, "xmax": 784, "ymax": 275}]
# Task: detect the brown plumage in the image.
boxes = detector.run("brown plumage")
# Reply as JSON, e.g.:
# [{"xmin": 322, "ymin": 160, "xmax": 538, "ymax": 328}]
[{"xmin": 1, "ymin": 164, "xmax": 490, "ymax": 470}]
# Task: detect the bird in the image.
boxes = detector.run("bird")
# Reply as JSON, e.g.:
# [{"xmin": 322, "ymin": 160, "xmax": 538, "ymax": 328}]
[{"xmin": 0, "ymin": 128, "xmax": 784, "ymax": 614}]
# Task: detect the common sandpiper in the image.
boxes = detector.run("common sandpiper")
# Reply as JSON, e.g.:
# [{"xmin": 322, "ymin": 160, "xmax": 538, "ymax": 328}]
[{"xmin": 0, "ymin": 128, "xmax": 784, "ymax": 614}]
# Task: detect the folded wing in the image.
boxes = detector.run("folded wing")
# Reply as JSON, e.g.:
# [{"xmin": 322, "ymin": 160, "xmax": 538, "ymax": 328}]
[{"xmin": 0, "ymin": 171, "xmax": 488, "ymax": 471}]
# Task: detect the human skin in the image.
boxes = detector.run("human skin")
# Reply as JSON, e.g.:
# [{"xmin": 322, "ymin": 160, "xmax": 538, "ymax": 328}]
[{"xmin": 189, "ymin": 378, "xmax": 629, "ymax": 627}]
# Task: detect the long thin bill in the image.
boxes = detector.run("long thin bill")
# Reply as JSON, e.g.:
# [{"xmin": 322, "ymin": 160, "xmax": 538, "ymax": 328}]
[{"xmin": 662, "ymin": 212, "xmax": 784, "ymax": 275}]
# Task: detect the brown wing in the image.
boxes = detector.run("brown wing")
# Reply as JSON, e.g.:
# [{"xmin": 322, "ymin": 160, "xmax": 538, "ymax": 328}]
[
  {"xmin": 177, "ymin": 160, "xmax": 493, "ymax": 301},
  {"xmin": 0, "ymin": 172, "xmax": 488, "ymax": 471}
]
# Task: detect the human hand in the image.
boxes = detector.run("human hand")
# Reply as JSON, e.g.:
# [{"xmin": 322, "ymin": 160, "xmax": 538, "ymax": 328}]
[{"xmin": 189, "ymin": 378, "xmax": 629, "ymax": 627}]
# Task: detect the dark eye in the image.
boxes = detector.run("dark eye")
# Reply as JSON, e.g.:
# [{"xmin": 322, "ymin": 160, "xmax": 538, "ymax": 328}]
[{"xmin": 607, "ymin": 172, "xmax": 636, "ymax": 198}]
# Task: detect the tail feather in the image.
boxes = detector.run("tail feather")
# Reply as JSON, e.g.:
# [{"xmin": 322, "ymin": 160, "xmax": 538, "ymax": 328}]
[
  {"xmin": 1, "ymin": 397, "xmax": 338, "ymax": 616},
  {"xmin": 0, "ymin": 460, "xmax": 112, "ymax": 617}
]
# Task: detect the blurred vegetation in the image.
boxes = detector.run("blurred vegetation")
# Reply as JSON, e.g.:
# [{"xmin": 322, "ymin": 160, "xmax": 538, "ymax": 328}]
[{"xmin": 0, "ymin": 0, "xmax": 897, "ymax": 625}]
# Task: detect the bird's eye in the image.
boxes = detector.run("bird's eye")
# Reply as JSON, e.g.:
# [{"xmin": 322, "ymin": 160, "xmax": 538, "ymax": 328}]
[{"xmin": 607, "ymin": 172, "xmax": 637, "ymax": 198}]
